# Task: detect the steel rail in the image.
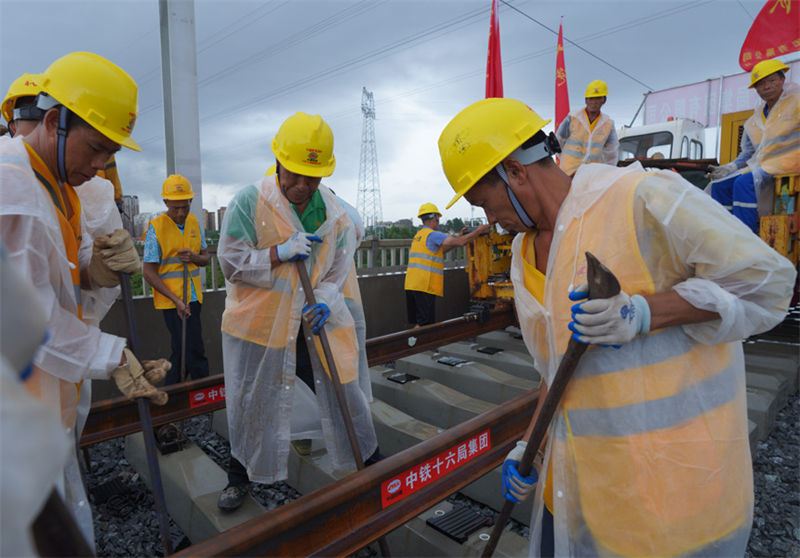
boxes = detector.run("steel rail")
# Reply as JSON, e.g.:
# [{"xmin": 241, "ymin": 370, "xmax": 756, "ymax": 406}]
[
  {"xmin": 174, "ymin": 387, "xmax": 539, "ymax": 557},
  {"xmin": 80, "ymin": 307, "xmax": 515, "ymax": 448}
]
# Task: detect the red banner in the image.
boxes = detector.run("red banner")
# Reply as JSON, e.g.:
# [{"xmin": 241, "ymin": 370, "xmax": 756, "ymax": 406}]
[
  {"xmin": 555, "ymin": 20, "xmax": 570, "ymax": 131},
  {"xmin": 739, "ymin": 0, "xmax": 800, "ymax": 70},
  {"xmin": 381, "ymin": 430, "xmax": 491, "ymax": 508},
  {"xmin": 189, "ymin": 384, "xmax": 226, "ymax": 408},
  {"xmin": 485, "ymin": 0, "xmax": 503, "ymax": 98}
]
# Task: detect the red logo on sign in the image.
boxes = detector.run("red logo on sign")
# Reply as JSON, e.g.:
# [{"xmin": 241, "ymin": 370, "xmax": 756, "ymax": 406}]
[
  {"xmin": 189, "ymin": 385, "xmax": 226, "ymax": 408},
  {"xmin": 380, "ymin": 430, "xmax": 491, "ymax": 508}
]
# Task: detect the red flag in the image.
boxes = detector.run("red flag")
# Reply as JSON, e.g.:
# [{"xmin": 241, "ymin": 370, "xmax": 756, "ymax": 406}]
[
  {"xmin": 485, "ymin": 0, "xmax": 503, "ymax": 98},
  {"xmin": 555, "ymin": 20, "xmax": 570, "ymax": 131},
  {"xmin": 739, "ymin": 0, "xmax": 800, "ymax": 70}
]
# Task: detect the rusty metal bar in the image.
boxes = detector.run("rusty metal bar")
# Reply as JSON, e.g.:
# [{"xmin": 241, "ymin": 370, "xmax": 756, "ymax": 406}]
[
  {"xmin": 80, "ymin": 308, "xmax": 516, "ymax": 448},
  {"xmin": 174, "ymin": 387, "xmax": 538, "ymax": 557}
]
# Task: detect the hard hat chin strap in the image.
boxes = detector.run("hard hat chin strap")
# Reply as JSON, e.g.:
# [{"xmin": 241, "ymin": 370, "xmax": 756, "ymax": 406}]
[
  {"xmin": 56, "ymin": 105, "xmax": 69, "ymax": 184},
  {"xmin": 495, "ymin": 163, "xmax": 536, "ymax": 229}
]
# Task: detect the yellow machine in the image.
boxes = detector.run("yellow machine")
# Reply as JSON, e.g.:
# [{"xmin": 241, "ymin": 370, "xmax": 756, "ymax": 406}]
[
  {"xmin": 720, "ymin": 110, "xmax": 799, "ymax": 265},
  {"xmin": 466, "ymin": 229, "xmax": 515, "ymax": 305}
]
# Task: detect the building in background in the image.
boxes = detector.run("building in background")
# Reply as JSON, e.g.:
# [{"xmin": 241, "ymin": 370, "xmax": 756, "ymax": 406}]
[
  {"xmin": 203, "ymin": 208, "xmax": 216, "ymax": 231},
  {"xmin": 119, "ymin": 194, "xmax": 139, "ymax": 237},
  {"xmin": 133, "ymin": 212, "xmax": 156, "ymax": 240},
  {"xmin": 217, "ymin": 206, "xmax": 226, "ymax": 230}
]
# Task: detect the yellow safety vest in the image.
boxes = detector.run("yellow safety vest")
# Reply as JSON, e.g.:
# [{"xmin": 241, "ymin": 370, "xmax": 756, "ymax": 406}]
[
  {"xmin": 559, "ymin": 109, "xmax": 614, "ymax": 176},
  {"xmin": 149, "ymin": 213, "xmax": 204, "ymax": 310},
  {"xmin": 744, "ymin": 85, "xmax": 800, "ymax": 177},
  {"xmin": 404, "ymin": 227, "xmax": 445, "ymax": 296},
  {"xmin": 220, "ymin": 186, "xmax": 358, "ymax": 383},
  {"xmin": 23, "ymin": 142, "xmax": 83, "ymax": 428},
  {"xmin": 523, "ymin": 172, "xmax": 750, "ymax": 556}
]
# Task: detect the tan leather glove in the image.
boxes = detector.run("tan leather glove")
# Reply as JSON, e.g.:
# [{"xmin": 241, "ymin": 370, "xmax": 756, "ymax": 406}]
[
  {"xmin": 87, "ymin": 229, "xmax": 141, "ymax": 287},
  {"xmin": 141, "ymin": 358, "xmax": 171, "ymax": 385},
  {"xmin": 111, "ymin": 348, "xmax": 168, "ymax": 405}
]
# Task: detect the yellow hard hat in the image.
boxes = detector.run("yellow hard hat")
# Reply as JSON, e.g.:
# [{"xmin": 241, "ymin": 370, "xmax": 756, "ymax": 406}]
[
  {"xmin": 585, "ymin": 79, "xmax": 608, "ymax": 98},
  {"xmin": 417, "ymin": 202, "xmax": 442, "ymax": 218},
  {"xmin": 438, "ymin": 98, "xmax": 550, "ymax": 209},
  {"xmin": 2, "ymin": 73, "xmax": 43, "ymax": 123},
  {"xmin": 749, "ymin": 59, "xmax": 789, "ymax": 88},
  {"xmin": 162, "ymin": 174, "xmax": 194, "ymax": 200},
  {"xmin": 271, "ymin": 112, "xmax": 335, "ymax": 177},
  {"xmin": 39, "ymin": 52, "xmax": 140, "ymax": 151}
]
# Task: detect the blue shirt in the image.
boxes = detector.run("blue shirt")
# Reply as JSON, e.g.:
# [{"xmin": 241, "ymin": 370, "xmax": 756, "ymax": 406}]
[
  {"xmin": 425, "ymin": 229, "xmax": 447, "ymax": 253},
  {"xmin": 143, "ymin": 221, "xmax": 207, "ymax": 302}
]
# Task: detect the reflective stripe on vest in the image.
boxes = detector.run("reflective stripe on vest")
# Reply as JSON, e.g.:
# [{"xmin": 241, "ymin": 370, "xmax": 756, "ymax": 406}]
[
  {"xmin": 149, "ymin": 213, "xmax": 204, "ymax": 309},
  {"xmin": 559, "ymin": 110, "xmax": 613, "ymax": 176},
  {"xmin": 404, "ymin": 227, "xmax": 445, "ymax": 296},
  {"xmin": 745, "ymin": 86, "xmax": 800, "ymax": 176},
  {"xmin": 536, "ymin": 170, "xmax": 750, "ymax": 556},
  {"xmin": 24, "ymin": 142, "xmax": 82, "ymax": 317}
]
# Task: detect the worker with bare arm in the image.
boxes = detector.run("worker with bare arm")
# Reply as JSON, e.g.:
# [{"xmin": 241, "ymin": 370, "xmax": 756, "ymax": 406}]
[
  {"xmin": 438, "ymin": 98, "xmax": 795, "ymax": 557},
  {"xmin": 142, "ymin": 175, "xmax": 211, "ymax": 385},
  {"xmin": 709, "ymin": 59, "xmax": 800, "ymax": 233},
  {"xmin": 556, "ymin": 79, "xmax": 619, "ymax": 176},
  {"xmin": 216, "ymin": 112, "xmax": 379, "ymax": 512},
  {"xmin": 404, "ymin": 203, "xmax": 490, "ymax": 327},
  {"xmin": 0, "ymin": 52, "xmax": 169, "ymax": 547}
]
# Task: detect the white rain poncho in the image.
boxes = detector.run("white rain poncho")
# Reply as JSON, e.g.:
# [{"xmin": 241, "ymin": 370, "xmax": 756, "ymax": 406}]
[
  {"xmin": 1, "ymin": 245, "xmax": 71, "ymax": 557},
  {"xmin": 511, "ymin": 163, "xmax": 795, "ymax": 557},
  {"xmin": 0, "ymin": 135, "xmax": 127, "ymax": 548},
  {"xmin": 219, "ymin": 174, "xmax": 377, "ymax": 483}
]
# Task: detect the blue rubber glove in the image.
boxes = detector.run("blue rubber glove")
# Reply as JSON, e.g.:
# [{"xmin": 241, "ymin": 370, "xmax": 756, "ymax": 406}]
[
  {"xmin": 502, "ymin": 441, "xmax": 538, "ymax": 503},
  {"xmin": 276, "ymin": 232, "xmax": 323, "ymax": 262},
  {"xmin": 303, "ymin": 303, "xmax": 331, "ymax": 334},
  {"xmin": 568, "ymin": 283, "xmax": 650, "ymax": 347}
]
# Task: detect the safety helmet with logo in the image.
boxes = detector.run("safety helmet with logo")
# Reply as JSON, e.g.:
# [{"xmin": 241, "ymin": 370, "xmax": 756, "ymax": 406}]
[
  {"xmin": 36, "ymin": 52, "xmax": 140, "ymax": 151},
  {"xmin": 438, "ymin": 98, "xmax": 551, "ymax": 209},
  {"xmin": 162, "ymin": 174, "xmax": 194, "ymax": 200},
  {"xmin": 271, "ymin": 112, "xmax": 335, "ymax": 177},
  {"xmin": 749, "ymin": 59, "xmax": 789, "ymax": 88},
  {"xmin": 417, "ymin": 202, "xmax": 442, "ymax": 218},
  {"xmin": 585, "ymin": 79, "xmax": 608, "ymax": 98},
  {"xmin": 2, "ymin": 73, "xmax": 43, "ymax": 124}
]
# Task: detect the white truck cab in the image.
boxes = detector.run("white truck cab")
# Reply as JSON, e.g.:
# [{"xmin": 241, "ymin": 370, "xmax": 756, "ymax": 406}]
[{"xmin": 617, "ymin": 118, "xmax": 706, "ymax": 161}]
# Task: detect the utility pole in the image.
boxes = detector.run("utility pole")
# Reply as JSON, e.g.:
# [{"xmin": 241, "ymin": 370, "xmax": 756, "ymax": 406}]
[{"xmin": 356, "ymin": 87, "xmax": 383, "ymax": 238}]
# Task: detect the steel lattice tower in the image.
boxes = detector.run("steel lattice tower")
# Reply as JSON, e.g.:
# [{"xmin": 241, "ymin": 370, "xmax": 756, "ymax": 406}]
[{"xmin": 356, "ymin": 87, "xmax": 383, "ymax": 236}]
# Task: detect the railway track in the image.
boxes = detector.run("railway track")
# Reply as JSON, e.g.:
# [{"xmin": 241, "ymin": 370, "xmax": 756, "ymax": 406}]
[{"xmin": 81, "ymin": 307, "xmax": 799, "ymax": 556}]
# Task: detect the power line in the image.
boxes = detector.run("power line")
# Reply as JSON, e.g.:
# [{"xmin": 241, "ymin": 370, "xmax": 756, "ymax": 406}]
[{"xmin": 499, "ymin": 0, "xmax": 655, "ymax": 91}]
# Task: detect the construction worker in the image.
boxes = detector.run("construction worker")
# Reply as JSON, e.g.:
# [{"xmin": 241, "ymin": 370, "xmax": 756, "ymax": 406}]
[
  {"xmin": 438, "ymin": 97, "xmax": 796, "ymax": 557},
  {"xmin": 3, "ymin": 71, "xmax": 131, "ymax": 446},
  {"xmin": 709, "ymin": 59, "xmax": 800, "ymax": 233},
  {"xmin": 0, "ymin": 52, "xmax": 169, "ymax": 545},
  {"xmin": 216, "ymin": 112, "xmax": 379, "ymax": 511},
  {"xmin": 142, "ymin": 175, "xmax": 211, "ymax": 385},
  {"xmin": 555, "ymin": 79, "xmax": 619, "ymax": 176},
  {"xmin": 404, "ymin": 203, "xmax": 490, "ymax": 327}
]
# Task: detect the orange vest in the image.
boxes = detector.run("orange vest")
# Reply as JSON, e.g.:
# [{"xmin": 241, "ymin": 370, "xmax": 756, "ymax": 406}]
[
  {"xmin": 148, "ymin": 213, "xmax": 204, "ymax": 309},
  {"xmin": 559, "ymin": 109, "xmax": 614, "ymax": 176},
  {"xmin": 520, "ymin": 171, "xmax": 751, "ymax": 556},
  {"xmin": 23, "ymin": 142, "xmax": 83, "ymax": 428},
  {"xmin": 404, "ymin": 227, "xmax": 445, "ymax": 296}
]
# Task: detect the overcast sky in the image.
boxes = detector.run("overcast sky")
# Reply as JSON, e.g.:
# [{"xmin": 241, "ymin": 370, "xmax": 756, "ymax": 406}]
[{"xmin": 2, "ymin": 0, "xmax": 797, "ymax": 222}]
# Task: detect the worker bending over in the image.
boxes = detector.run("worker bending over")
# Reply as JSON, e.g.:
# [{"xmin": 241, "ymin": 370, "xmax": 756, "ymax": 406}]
[
  {"xmin": 404, "ymin": 203, "xmax": 489, "ymax": 327},
  {"xmin": 143, "ymin": 175, "xmax": 211, "ymax": 385},
  {"xmin": 217, "ymin": 112, "xmax": 378, "ymax": 511},
  {"xmin": 709, "ymin": 59, "xmax": 800, "ymax": 233},
  {"xmin": 438, "ymin": 97, "xmax": 795, "ymax": 557},
  {"xmin": 556, "ymin": 79, "xmax": 619, "ymax": 176},
  {"xmin": 0, "ymin": 52, "xmax": 169, "ymax": 546}
]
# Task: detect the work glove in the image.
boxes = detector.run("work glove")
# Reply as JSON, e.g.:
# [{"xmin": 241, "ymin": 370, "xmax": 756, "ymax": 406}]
[
  {"xmin": 141, "ymin": 358, "xmax": 171, "ymax": 385},
  {"xmin": 303, "ymin": 303, "xmax": 331, "ymax": 334},
  {"xmin": 111, "ymin": 348, "xmax": 169, "ymax": 405},
  {"xmin": 502, "ymin": 441, "xmax": 538, "ymax": 503},
  {"xmin": 707, "ymin": 162, "xmax": 738, "ymax": 181},
  {"xmin": 276, "ymin": 232, "xmax": 323, "ymax": 262},
  {"xmin": 568, "ymin": 284, "xmax": 651, "ymax": 347},
  {"xmin": 87, "ymin": 229, "xmax": 141, "ymax": 287}
]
